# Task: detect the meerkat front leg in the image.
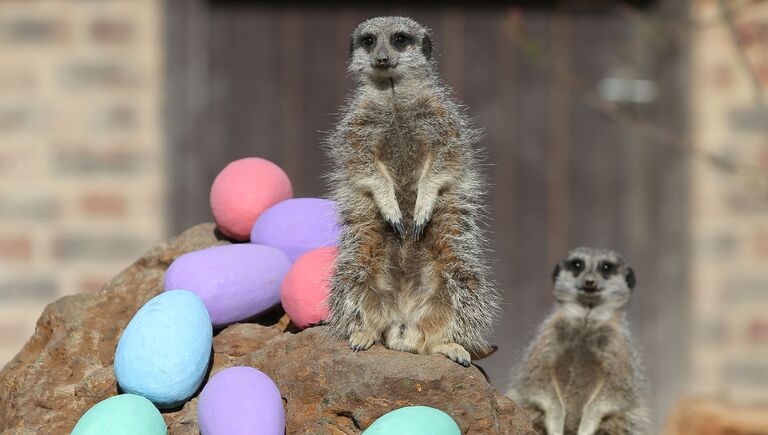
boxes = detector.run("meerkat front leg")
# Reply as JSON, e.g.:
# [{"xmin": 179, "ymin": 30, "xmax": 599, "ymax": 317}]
[
  {"xmin": 358, "ymin": 160, "xmax": 405, "ymax": 236},
  {"xmin": 577, "ymin": 377, "xmax": 617, "ymax": 435},
  {"xmin": 528, "ymin": 389, "xmax": 566, "ymax": 435},
  {"xmin": 413, "ymin": 154, "xmax": 454, "ymax": 240}
]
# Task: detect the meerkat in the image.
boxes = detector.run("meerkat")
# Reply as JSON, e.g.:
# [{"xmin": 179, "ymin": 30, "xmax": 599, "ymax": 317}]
[
  {"xmin": 324, "ymin": 17, "xmax": 499, "ymax": 366},
  {"xmin": 508, "ymin": 247, "xmax": 650, "ymax": 435}
]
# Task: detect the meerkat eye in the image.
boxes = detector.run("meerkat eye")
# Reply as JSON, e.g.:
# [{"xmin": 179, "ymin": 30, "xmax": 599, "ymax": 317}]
[
  {"xmin": 600, "ymin": 262, "xmax": 616, "ymax": 274},
  {"xmin": 359, "ymin": 35, "xmax": 375, "ymax": 48},
  {"xmin": 391, "ymin": 32, "xmax": 412, "ymax": 50},
  {"xmin": 568, "ymin": 259, "xmax": 584, "ymax": 272}
]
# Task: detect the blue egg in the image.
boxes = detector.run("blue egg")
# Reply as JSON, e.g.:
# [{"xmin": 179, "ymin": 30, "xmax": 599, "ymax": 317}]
[
  {"xmin": 114, "ymin": 290, "xmax": 213, "ymax": 409},
  {"xmin": 363, "ymin": 406, "xmax": 461, "ymax": 435}
]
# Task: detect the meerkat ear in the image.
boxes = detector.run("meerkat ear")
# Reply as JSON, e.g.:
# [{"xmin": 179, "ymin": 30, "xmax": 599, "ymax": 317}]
[
  {"xmin": 421, "ymin": 33, "xmax": 433, "ymax": 60},
  {"xmin": 348, "ymin": 36, "xmax": 355, "ymax": 57},
  {"xmin": 626, "ymin": 267, "xmax": 636, "ymax": 290},
  {"xmin": 551, "ymin": 263, "xmax": 561, "ymax": 283}
]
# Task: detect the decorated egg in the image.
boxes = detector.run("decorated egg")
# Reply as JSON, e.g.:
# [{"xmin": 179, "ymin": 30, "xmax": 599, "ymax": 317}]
[
  {"xmin": 198, "ymin": 366, "xmax": 285, "ymax": 435},
  {"xmin": 71, "ymin": 394, "xmax": 167, "ymax": 435},
  {"xmin": 114, "ymin": 290, "xmax": 212, "ymax": 409},
  {"xmin": 164, "ymin": 244, "xmax": 292, "ymax": 327},
  {"xmin": 363, "ymin": 406, "xmax": 461, "ymax": 435},
  {"xmin": 280, "ymin": 247, "xmax": 336, "ymax": 328},
  {"xmin": 250, "ymin": 198, "xmax": 341, "ymax": 261},
  {"xmin": 210, "ymin": 157, "xmax": 293, "ymax": 240}
]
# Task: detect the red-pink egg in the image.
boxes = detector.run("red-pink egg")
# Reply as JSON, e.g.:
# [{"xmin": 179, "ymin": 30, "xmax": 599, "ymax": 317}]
[
  {"xmin": 280, "ymin": 247, "xmax": 336, "ymax": 329},
  {"xmin": 210, "ymin": 157, "xmax": 293, "ymax": 240}
]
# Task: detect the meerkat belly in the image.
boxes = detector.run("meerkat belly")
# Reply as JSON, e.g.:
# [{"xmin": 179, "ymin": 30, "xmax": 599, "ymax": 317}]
[{"xmin": 553, "ymin": 345, "xmax": 604, "ymax": 432}]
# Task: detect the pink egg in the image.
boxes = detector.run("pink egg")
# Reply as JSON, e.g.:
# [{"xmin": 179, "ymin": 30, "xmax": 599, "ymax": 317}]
[
  {"xmin": 210, "ymin": 157, "xmax": 293, "ymax": 240},
  {"xmin": 280, "ymin": 247, "xmax": 337, "ymax": 329}
]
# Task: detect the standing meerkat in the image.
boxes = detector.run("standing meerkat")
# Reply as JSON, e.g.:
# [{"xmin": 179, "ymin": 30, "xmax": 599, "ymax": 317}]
[
  {"xmin": 508, "ymin": 248, "xmax": 650, "ymax": 435},
  {"xmin": 324, "ymin": 16, "xmax": 499, "ymax": 366}
]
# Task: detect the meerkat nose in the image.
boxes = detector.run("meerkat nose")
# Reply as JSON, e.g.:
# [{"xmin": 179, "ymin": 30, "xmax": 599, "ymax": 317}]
[
  {"xmin": 375, "ymin": 56, "xmax": 390, "ymax": 66},
  {"xmin": 583, "ymin": 277, "xmax": 598, "ymax": 292}
]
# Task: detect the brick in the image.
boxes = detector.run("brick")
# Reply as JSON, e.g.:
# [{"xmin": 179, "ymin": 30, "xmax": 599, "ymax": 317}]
[
  {"xmin": 53, "ymin": 234, "xmax": 147, "ymax": 261},
  {"xmin": 91, "ymin": 17, "xmax": 134, "ymax": 44},
  {"xmin": 80, "ymin": 192, "xmax": 126, "ymax": 217},
  {"xmin": 736, "ymin": 21, "xmax": 768, "ymax": 47},
  {"xmin": 0, "ymin": 15, "xmax": 65, "ymax": 44},
  {"xmin": 728, "ymin": 277, "xmax": 768, "ymax": 303},
  {"xmin": 0, "ymin": 236, "xmax": 32, "ymax": 261},
  {"xmin": 728, "ymin": 106, "xmax": 768, "ymax": 132},
  {"xmin": 753, "ymin": 229, "xmax": 768, "ymax": 258},
  {"xmin": 61, "ymin": 60, "xmax": 138, "ymax": 89},
  {"xmin": 747, "ymin": 320, "xmax": 768, "ymax": 344},
  {"xmin": 53, "ymin": 148, "xmax": 144, "ymax": 176},
  {"xmin": 0, "ymin": 102, "xmax": 43, "ymax": 133},
  {"xmin": 723, "ymin": 362, "xmax": 768, "ymax": 388},
  {"xmin": 0, "ymin": 279, "xmax": 57, "ymax": 300},
  {"xmin": 695, "ymin": 232, "xmax": 738, "ymax": 258},
  {"xmin": 90, "ymin": 104, "xmax": 137, "ymax": 133},
  {"xmin": 693, "ymin": 319, "xmax": 728, "ymax": 345},
  {"xmin": 0, "ymin": 195, "xmax": 58, "ymax": 220},
  {"xmin": 0, "ymin": 66, "xmax": 36, "ymax": 90}
]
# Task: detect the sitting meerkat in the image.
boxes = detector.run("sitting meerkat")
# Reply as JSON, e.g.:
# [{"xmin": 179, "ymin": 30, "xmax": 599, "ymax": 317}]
[
  {"xmin": 324, "ymin": 16, "xmax": 499, "ymax": 366},
  {"xmin": 508, "ymin": 247, "xmax": 650, "ymax": 435}
]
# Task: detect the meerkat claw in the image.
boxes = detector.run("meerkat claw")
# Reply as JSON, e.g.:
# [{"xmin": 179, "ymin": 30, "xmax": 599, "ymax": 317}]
[
  {"xmin": 388, "ymin": 219, "xmax": 406, "ymax": 237},
  {"xmin": 413, "ymin": 221, "xmax": 426, "ymax": 241},
  {"xmin": 349, "ymin": 331, "xmax": 375, "ymax": 352}
]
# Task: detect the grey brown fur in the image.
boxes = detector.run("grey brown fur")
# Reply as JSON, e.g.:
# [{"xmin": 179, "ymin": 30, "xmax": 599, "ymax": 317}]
[
  {"xmin": 508, "ymin": 248, "xmax": 650, "ymax": 435},
  {"xmin": 324, "ymin": 17, "xmax": 499, "ymax": 366}
]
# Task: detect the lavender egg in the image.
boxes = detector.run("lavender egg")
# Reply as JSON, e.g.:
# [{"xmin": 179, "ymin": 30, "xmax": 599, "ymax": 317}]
[
  {"xmin": 198, "ymin": 366, "xmax": 285, "ymax": 435},
  {"xmin": 250, "ymin": 198, "xmax": 341, "ymax": 262},
  {"xmin": 164, "ymin": 244, "xmax": 291, "ymax": 327}
]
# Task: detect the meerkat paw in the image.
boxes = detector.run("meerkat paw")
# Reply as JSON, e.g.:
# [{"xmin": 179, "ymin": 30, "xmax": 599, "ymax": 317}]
[
  {"xmin": 412, "ymin": 207, "xmax": 432, "ymax": 241},
  {"xmin": 378, "ymin": 201, "xmax": 405, "ymax": 237},
  {"xmin": 432, "ymin": 343, "xmax": 471, "ymax": 367},
  {"xmin": 349, "ymin": 330, "xmax": 376, "ymax": 352}
]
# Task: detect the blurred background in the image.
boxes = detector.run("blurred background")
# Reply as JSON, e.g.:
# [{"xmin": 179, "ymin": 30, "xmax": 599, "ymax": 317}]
[{"xmin": 0, "ymin": 0, "xmax": 766, "ymax": 432}]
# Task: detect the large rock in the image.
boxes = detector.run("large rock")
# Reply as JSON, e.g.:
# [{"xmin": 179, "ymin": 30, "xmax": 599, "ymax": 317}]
[{"xmin": 0, "ymin": 224, "xmax": 533, "ymax": 435}]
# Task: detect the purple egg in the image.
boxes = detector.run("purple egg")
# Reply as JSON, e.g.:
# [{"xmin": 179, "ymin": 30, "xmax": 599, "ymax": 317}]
[
  {"xmin": 198, "ymin": 366, "xmax": 285, "ymax": 435},
  {"xmin": 164, "ymin": 244, "xmax": 291, "ymax": 327},
  {"xmin": 250, "ymin": 198, "xmax": 341, "ymax": 262}
]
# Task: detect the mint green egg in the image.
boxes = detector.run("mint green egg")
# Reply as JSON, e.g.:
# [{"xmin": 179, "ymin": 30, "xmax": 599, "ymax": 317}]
[
  {"xmin": 363, "ymin": 406, "xmax": 461, "ymax": 435},
  {"xmin": 72, "ymin": 394, "xmax": 167, "ymax": 435}
]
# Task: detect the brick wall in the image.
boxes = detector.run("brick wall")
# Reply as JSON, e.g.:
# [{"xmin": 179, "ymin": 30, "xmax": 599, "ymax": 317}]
[
  {"xmin": 0, "ymin": 1, "xmax": 164, "ymax": 365},
  {"xmin": 689, "ymin": 0, "xmax": 768, "ymax": 404}
]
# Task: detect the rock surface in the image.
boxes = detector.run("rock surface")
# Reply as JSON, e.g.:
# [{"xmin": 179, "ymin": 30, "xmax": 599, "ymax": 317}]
[
  {"xmin": 0, "ymin": 224, "xmax": 534, "ymax": 435},
  {"xmin": 664, "ymin": 397, "xmax": 768, "ymax": 435}
]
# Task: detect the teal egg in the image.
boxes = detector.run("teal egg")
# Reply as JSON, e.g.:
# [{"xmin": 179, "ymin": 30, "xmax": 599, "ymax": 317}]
[
  {"xmin": 71, "ymin": 394, "xmax": 167, "ymax": 435},
  {"xmin": 363, "ymin": 406, "xmax": 461, "ymax": 435}
]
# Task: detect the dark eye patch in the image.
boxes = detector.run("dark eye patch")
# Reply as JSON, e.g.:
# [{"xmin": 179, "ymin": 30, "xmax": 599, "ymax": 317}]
[
  {"xmin": 358, "ymin": 34, "xmax": 376, "ymax": 52},
  {"xmin": 598, "ymin": 261, "xmax": 617, "ymax": 278},
  {"xmin": 564, "ymin": 258, "xmax": 584, "ymax": 277},
  {"xmin": 390, "ymin": 32, "xmax": 413, "ymax": 50}
]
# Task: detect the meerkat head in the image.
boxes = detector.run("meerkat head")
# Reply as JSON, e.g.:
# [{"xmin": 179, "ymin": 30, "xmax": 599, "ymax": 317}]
[
  {"xmin": 348, "ymin": 16, "xmax": 434, "ymax": 85},
  {"xmin": 551, "ymin": 247, "xmax": 636, "ymax": 310}
]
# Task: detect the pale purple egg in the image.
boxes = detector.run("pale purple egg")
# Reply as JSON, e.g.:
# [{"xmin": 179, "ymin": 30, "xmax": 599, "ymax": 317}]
[
  {"xmin": 250, "ymin": 198, "xmax": 341, "ymax": 262},
  {"xmin": 198, "ymin": 366, "xmax": 285, "ymax": 435},
  {"xmin": 164, "ymin": 244, "xmax": 291, "ymax": 327}
]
